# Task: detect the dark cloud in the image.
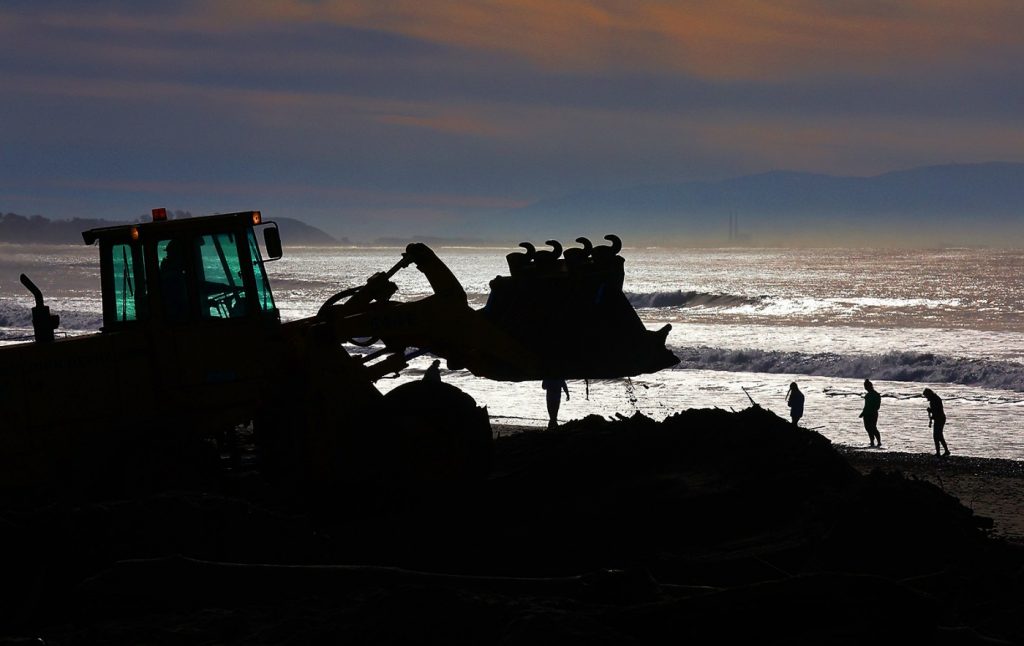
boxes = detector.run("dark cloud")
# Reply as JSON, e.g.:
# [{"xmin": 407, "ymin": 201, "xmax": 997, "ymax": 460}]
[{"xmin": 2, "ymin": 2, "xmax": 1024, "ymax": 239}]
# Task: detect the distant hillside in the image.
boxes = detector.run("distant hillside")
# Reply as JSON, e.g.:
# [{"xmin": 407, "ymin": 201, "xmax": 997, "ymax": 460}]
[
  {"xmin": 273, "ymin": 217, "xmax": 342, "ymax": 246},
  {"xmin": 0, "ymin": 212, "xmax": 341, "ymax": 247},
  {"xmin": 371, "ymin": 235, "xmax": 494, "ymax": 247},
  {"xmin": 503, "ymin": 162, "xmax": 1024, "ymax": 246}
]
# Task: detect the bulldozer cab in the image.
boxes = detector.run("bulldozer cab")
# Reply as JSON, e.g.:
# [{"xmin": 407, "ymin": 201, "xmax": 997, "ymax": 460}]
[
  {"xmin": 0, "ymin": 211, "xmax": 286, "ymax": 493},
  {"xmin": 79, "ymin": 210, "xmax": 286, "ymax": 437},
  {"xmin": 83, "ymin": 210, "xmax": 281, "ymax": 330}
]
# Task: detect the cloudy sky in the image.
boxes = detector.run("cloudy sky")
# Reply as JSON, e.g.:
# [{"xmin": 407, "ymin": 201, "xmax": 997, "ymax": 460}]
[{"xmin": 2, "ymin": 1, "xmax": 1023, "ymax": 239}]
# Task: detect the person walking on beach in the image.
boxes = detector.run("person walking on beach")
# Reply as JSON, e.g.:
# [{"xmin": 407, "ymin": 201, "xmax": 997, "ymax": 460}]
[
  {"xmin": 786, "ymin": 382, "xmax": 804, "ymax": 426},
  {"xmin": 542, "ymin": 378, "xmax": 570, "ymax": 429},
  {"xmin": 859, "ymin": 379, "xmax": 882, "ymax": 447},
  {"xmin": 923, "ymin": 388, "xmax": 950, "ymax": 457}
]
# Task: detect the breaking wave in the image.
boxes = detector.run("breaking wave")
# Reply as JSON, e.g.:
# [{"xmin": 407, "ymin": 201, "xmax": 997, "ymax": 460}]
[
  {"xmin": 0, "ymin": 299, "xmax": 102, "ymax": 333},
  {"xmin": 627, "ymin": 290, "xmax": 762, "ymax": 309},
  {"xmin": 671, "ymin": 346, "xmax": 1024, "ymax": 392},
  {"xmin": 0, "ymin": 300, "xmax": 35, "ymax": 328}
]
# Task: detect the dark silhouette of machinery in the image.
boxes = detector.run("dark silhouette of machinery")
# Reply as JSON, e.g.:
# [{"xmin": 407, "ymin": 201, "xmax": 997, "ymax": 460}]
[{"xmin": 0, "ymin": 209, "xmax": 677, "ymax": 496}]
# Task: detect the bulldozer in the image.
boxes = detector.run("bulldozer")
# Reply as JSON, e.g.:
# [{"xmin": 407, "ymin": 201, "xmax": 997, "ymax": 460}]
[{"xmin": 0, "ymin": 209, "xmax": 678, "ymax": 498}]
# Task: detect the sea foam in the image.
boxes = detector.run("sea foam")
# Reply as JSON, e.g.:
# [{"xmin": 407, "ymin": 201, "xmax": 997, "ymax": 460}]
[{"xmin": 627, "ymin": 290, "xmax": 762, "ymax": 309}]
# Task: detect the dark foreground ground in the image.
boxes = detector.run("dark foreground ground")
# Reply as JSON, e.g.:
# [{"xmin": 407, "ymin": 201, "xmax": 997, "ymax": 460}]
[{"xmin": 1, "ymin": 406, "xmax": 1022, "ymax": 645}]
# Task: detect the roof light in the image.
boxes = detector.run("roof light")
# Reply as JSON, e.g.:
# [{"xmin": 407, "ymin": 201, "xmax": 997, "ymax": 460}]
[
  {"xmin": 252, "ymin": 211, "xmax": 262, "ymax": 225},
  {"xmin": 152, "ymin": 208, "xmax": 167, "ymax": 222}
]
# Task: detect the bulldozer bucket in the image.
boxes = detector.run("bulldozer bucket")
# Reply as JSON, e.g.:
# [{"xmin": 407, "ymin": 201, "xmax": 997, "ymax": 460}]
[
  {"xmin": 307, "ymin": 238, "xmax": 676, "ymax": 383},
  {"xmin": 478, "ymin": 235, "xmax": 678, "ymax": 380}
]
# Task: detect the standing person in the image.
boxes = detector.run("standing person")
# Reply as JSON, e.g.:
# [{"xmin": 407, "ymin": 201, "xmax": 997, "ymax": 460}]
[
  {"xmin": 786, "ymin": 382, "xmax": 805, "ymax": 426},
  {"xmin": 859, "ymin": 379, "xmax": 882, "ymax": 447},
  {"xmin": 542, "ymin": 378, "xmax": 570, "ymax": 429},
  {"xmin": 923, "ymin": 388, "xmax": 950, "ymax": 457}
]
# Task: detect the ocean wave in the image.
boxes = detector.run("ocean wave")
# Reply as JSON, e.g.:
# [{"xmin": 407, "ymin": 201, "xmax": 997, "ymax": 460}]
[
  {"xmin": 627, "ymin": 290, "xmax": 762, "ymax": 309},
  {"xmin": 0, "ymin": 299, "xmax": 34, "ymax": 328},
  {"xmin": 671, "ymin": 346, "xmax": 1024, "ymax": 391},
  {"xmin": 827, "ymin": 296, "xmax": 963, "ymax": 309},
  {"xmin": 0, "ymin": 299, "xmax": 102, "ymax": 332}
]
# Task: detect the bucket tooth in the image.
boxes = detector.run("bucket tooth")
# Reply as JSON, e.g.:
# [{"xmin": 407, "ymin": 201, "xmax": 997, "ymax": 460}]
[
  {"xmin": 591, "ymin": 234, "xmax": 622, "ymax": 264},
  {"xmin": 563, "ymin": 237, "xmax": 593, "ymax": 269},
  {"xmin": 506, "ymin": 241, "xmax": 536, "ymax": 275},
  {"xmin": 534, "ymin": 240, "xmax": 564, "ymax": 273}
]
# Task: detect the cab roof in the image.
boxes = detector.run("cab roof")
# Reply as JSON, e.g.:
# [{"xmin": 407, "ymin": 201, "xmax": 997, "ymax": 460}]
[{"xmin": 82, "ymin": 210, "xmax": 262, "ymax": 245}]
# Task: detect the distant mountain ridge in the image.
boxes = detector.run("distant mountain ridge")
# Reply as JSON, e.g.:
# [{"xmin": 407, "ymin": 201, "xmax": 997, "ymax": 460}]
[
  {"xmin": 6, "ymin": 162, "xmax": 1024, "ymax": 247},
  {"xmin": 372, "ymin": 235, "xmax": 494, "ymax": 247},
  {"xmin": 504, "ymin": 162, "xmax": 1024, "ymax": 246},
  {"xmin": 0, "ymin": 211, "xmax": 341, "ymax": 246}
]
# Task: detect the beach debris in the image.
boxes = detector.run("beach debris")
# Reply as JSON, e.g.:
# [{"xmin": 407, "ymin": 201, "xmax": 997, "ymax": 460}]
[{"xmin": 741, "ymin": 386, "xmax": 759, "ymax": 406}]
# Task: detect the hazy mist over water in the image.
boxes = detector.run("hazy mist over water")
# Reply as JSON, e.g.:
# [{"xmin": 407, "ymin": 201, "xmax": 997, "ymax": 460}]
[{"xmin": 2, "ymin": 243, "xmax": 1023, "ymax": 460}]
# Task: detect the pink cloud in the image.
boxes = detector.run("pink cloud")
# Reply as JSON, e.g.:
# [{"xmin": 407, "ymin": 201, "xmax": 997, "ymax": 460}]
[
  {"xmin": 187, "ymin": 0, "xmax": 1024, "ymax": 79},
  {"xmin": 8, "ymin": 2, "xmax": 1022, "ymax": 81}
]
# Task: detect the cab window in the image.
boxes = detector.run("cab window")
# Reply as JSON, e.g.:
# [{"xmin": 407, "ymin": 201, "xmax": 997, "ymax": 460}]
[
  {"xmin": 195, "ymin": 232, "xmax": 248, "ymax": 319},
  {"xmin": 110, "ymin": 242, "xmax": 147, "ymax": 322},
  {"xmin": 248, "ymin": 229, "xmax": 276, "ymax": 312}
]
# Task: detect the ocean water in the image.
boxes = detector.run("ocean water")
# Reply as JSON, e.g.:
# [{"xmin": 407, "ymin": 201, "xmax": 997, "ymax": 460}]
[{"xmin": 2, "ymin": 243, "xmax": 1023, "ymax": 460}]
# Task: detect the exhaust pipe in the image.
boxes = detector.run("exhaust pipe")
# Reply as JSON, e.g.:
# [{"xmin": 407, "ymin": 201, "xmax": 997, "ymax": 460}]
[{"xmin": 20, "ymin": 274, "xmax": 59, "ymax": 343}]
